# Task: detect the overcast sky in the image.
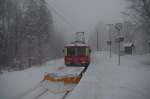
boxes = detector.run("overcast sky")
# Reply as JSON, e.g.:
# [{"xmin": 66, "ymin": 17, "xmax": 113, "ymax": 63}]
[{"xmin": 46, "ymin": 0, "xmax": 127, "ymax": 33}]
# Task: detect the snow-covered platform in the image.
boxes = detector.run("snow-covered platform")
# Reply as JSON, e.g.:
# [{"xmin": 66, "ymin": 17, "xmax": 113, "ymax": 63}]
[{"xmin": 66, "ymin": 52, "xmax": 150, "ymax": 99}]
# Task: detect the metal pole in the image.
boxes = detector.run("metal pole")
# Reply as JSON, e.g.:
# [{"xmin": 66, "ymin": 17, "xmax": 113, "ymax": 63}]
[
  {"xmin": 109, "ymin": 29, "xmax": 112, "ymax": 58},
  {"xmin": 107, "ymin": 24, "xmax": 113, "ymax": 58},
  {"xmin": 110, "ymin": 43, "xmax": 112, "ymax": 58},
  {"xmin": 118, "ymin": 29, "xmax": 121, "ymax": 65},
  {"xmin": 149, "ymin": 43, "xmax": 150, "ymax": 53},
  {"xmin": 96, "ymin": 29, "xmax": 99, "ymax": 51},
  {"xmin": 28, "ymin": 38, "xmax": 31, "ymax": 67},
  {"xmin": 115, "ymin": 23, "xmax": 123, "ymax": 65},
  {"xmin": 149, "ymin": 45, "xmax": 150, "ymax": 53},
  {"xmin": 118, "ymin": 41, "xmax": 120, "ymax": 65}
]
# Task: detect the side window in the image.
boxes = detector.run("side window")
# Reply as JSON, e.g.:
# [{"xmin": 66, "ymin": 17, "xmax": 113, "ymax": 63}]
[
  {"xmin": 64, "ymin": 48, "xmax": 67, "ymax": 56},
  {"xmin": 86, "ymin": 48, "xmax": 88, "ymax": 56},
  {"xmin": 86, "ymin": 48, "xmax": 91, "ymax": 56}
]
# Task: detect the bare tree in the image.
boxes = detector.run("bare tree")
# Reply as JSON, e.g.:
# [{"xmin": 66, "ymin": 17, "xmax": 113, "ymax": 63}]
[
  {"xmin": 0, "ymin": 0, "xmax": 20, "ymax": 67},
  {"xmin": 0, "ymin": 0, "xmax": 65, "ymax": 71},
  {"xmin": 125, "ymin": 0, "xmax": 150, "ymax": 35},
  {"xmin": 124, "ymin": 0, "xmax": 150, "ymax": 54}
]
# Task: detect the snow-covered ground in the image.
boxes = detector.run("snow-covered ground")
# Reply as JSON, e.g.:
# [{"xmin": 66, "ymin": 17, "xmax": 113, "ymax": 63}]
[
  {"xmin": 1, "ymin": 52, "xmax": 150, "ymax": 99},
  {"xmin": 67, "ymin": 52, "xmax": 150, "ymax": 99},
  {"xmin": 0, "ymin": 59, "xmax": 64, "ymax": 99}
]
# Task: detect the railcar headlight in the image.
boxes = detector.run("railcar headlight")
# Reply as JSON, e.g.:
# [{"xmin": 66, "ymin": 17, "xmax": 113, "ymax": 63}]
[{"xmin": 81, "ymin": 61, "xmax": 86, "ymax": 64}]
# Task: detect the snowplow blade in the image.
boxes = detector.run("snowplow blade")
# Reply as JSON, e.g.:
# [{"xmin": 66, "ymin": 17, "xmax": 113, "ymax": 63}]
[
  {"xmin": 43, "ymin": 74, "xmax": 81, "ymax": 84},
  {"xmin": 41, "ymin": 66, "xmax": 85, "ymax": 93}
]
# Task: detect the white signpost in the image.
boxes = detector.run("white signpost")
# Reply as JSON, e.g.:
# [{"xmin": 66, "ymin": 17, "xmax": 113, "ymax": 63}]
[{"xmin": 115, "ymin": 23, "xmax": 124, "ymax": 65}]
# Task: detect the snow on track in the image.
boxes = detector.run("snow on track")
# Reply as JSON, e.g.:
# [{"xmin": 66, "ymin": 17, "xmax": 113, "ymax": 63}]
[
  {"xmin": 14, "ymin": 81, "xmax": 43, "ymax": 99},
  {"xmin": 15, "ymin": 81, "xmax": 71, "ymax": 99},
  {"xmin": 20, "ymin": 86, "xmax": 47, "ymax": 99}
]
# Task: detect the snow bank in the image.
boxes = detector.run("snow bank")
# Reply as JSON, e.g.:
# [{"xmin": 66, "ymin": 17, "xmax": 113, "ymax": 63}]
[{"xmin": 0, "ymin": 59, "xmax": 64, "ymax": 99}]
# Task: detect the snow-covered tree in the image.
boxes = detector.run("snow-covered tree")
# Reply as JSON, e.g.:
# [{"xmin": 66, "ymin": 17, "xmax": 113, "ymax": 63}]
[
  {"xmin": 0, "ymin": 0, "xmax": 65, "ymax": 71},
  {"xmin": 0, "ymin": 0, "xmax": 22, "ymax": 68},
  {"xmin": 17, "ymin": 0, "xmax": 54, "ymax": 67},
  {"xmin": 124, "ymin": 0, "xmax": 150, "ymax": 54}
]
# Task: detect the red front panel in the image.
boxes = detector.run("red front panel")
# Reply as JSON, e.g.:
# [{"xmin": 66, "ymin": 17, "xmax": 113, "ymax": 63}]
[{"xmin": 65, "ymin": 56, "xmax": 90, "ymax": 65}]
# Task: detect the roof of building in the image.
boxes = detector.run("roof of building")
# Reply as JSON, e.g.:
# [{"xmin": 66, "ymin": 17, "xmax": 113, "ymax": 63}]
[{"xmin": 123, "ymin": 43, "xmax": 134, "ymax": 47}]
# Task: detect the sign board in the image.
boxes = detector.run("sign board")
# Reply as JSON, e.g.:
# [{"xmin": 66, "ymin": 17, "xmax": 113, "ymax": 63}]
[
  {"xmin": 115, "ymin": 36, "xmax": 124, "ymax": 42},
  {"xmin": 115, "ymin": 23, "xmax": 122, "ymax": 31},
  {"xmin": 107, "ymin": 41, "xmax": 112, "ymax": 45}
]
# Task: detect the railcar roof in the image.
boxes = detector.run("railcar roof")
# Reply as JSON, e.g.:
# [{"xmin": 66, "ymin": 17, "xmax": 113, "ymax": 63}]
[{"xmin": 65, "ymin": 41, "xmax": 88, "ymax": 47}]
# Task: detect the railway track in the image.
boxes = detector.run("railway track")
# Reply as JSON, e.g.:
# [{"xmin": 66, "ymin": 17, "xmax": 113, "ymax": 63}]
[
  {"xmin": 16, "ymin": 82, "xmax": 72, "ymax": 99},
  {"xmin": 12, "ymin": 81, "xmax": 42, "ymax": 99},
  {"xmin": 16, "ymin": 66, "xmax": 88, "ymax": 99}
]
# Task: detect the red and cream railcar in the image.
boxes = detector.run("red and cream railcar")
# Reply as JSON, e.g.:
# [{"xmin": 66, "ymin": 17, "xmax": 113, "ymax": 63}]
[{"xmin": 63, "ymin": 41, "xmax": 91, "ymax": 67}]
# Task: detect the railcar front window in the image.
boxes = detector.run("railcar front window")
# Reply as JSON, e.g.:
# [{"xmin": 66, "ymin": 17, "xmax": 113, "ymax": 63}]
[
  {"xmin": 67, "ymin": 47, "xmax": 75, "ymax": 56},
  {"xmin": 67, "ymin": 47, "xmax": 86, "ymax": 56},
  {"xmin": 77, "ymin": 47, "xmax": 86, "ymax": 56}
]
